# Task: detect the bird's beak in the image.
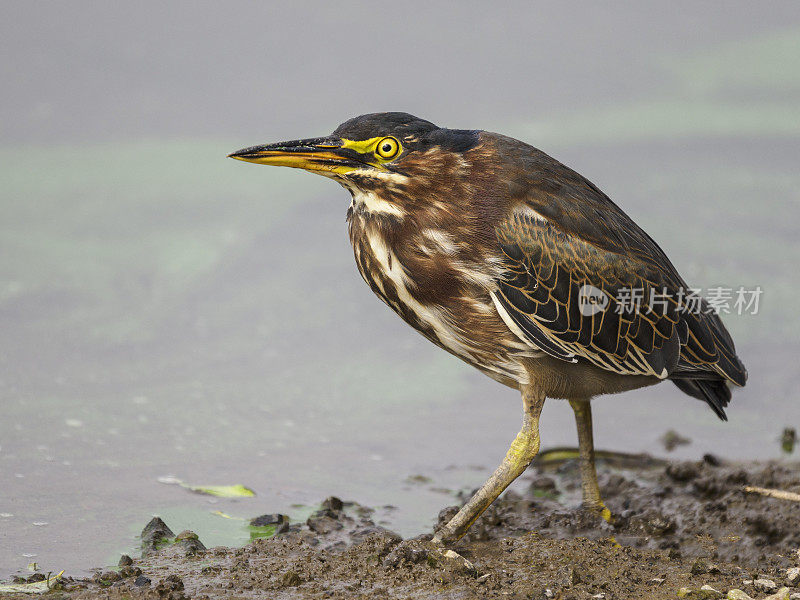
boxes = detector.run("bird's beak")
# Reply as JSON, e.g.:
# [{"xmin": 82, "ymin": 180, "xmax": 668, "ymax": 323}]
[{"xmin": 228, "ymin": 136, "xmax": 363, "ymax": 175}]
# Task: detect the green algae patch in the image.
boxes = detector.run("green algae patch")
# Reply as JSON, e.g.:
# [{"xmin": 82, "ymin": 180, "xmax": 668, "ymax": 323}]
[
  {"xmin": 185, "ymin": 484, "xmax": 255, "ymax": 498},
  {"xmin": 248, "ymin": 524, "xmax": 278, "ymax": 540},
  {"xmin": 157, "ymin": 476, "xmax": 255, "ymax": 498}
]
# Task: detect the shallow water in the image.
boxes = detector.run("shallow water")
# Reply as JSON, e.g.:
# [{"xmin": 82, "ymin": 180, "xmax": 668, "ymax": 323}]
[{"xmin": 1, "ymin": 2, "xmax": 799, "ymax": 577}]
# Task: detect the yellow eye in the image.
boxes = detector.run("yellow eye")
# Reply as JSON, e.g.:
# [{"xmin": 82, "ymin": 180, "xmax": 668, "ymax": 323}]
[{"xmin": 375, "ymin": 136, "xmax": 400, "ymax": 160}]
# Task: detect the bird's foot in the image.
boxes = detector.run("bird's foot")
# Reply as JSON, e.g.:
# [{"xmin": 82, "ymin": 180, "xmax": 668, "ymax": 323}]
[
  {"xmin": 580, "ymin": 501, "xmax": 621, "ymax": 548},
  {"xmin": 580, "ymin": 500, "xmax": 613, "ymax": 524},
  {"xmin": 430, "ymin": 527, "xmax": 477, "ymax": 572},
  {"xmin": 597, "ymin": 503, "xmax": 614, "ymax": 525}
]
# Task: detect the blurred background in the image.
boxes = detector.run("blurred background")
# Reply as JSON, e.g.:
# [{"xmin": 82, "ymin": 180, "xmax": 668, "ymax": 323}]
[{"xmin": 1, "ymin": 1, "xmax": 799, "ymax": 577}]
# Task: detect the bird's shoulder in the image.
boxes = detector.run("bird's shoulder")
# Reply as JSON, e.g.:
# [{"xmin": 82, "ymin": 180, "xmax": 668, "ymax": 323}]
[{"xmin": 481, "ymin": 132, "xmax": 676, "ymax": 275}]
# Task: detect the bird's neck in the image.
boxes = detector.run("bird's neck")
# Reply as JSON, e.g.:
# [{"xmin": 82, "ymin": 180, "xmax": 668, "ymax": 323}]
[{"xmin": 345, "ymin": 185, "xmax": 408, "ymax": 224}]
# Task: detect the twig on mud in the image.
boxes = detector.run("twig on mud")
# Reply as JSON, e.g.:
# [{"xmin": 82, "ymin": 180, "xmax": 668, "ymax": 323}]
[{"xmin": 744, "ymin": 485, "xmax": 800, "ymax": 502}]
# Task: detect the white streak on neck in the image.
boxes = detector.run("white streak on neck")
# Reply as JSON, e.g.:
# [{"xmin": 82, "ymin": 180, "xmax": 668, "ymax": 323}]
[
  {"xmin": 365, "ymin": 230, "xmax": 473, "ymax": 357},
  {"xmin": 350, "ymin": 189, "xmax": 406, "ymax": 218}
]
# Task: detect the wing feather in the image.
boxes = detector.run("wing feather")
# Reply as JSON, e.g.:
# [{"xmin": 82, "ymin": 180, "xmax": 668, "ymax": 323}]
[{"xmin": 494, "ymin": 205, "xmax": 746, "ymax": 388}]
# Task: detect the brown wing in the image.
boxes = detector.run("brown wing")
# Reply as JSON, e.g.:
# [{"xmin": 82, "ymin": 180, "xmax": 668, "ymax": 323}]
[
  {"xmin": 494, "ymin": 211, "xmax": 687, "ymax": 378},
  {"xmin": 488, "ymin": 141, "xmax": 747, "ymax": 402}
]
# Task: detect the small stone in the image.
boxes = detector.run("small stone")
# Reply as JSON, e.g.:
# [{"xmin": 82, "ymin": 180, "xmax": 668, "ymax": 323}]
[
  {"xmin": 755, "ymin": 579, "xmax": 779, "ymax": 594},
  {"xmin": 764, "ymin": 588, "xmax": 791, "ymax": 600},
  {"xmin": 133, "ymin": 575, "xmax": 151, "ymax": 587},
  {"xmin": 307, "ymin": 515, "xmax": 342, "ymax": 535},
  {"xmin": 250, "ymin": 513, "xmax": 289, "ymax": 527},
  {"xmin": 117, "ymin": 554, "xmax": 133, "ymax": 566},
  {"xmin": 140, "ymin": 517, "xmax": 175, "ymax": 556},
  {"xmin": 787, "ymin": 567, "xmax": 800, "ymax": 586},
  {"xmin": 175, "ymin": 529, "xmax": 206, "ymax": 556},
  {"xmin": 727, "ymin": 591, "xmax": 753, "ymax": 600},
  {"xmin": 649, "ymin": 577, "xmax": 665, "ymax": 585},
  {"xmin": 789, "ymin": 593, "xmax": 800, "ymax": 600},
  {"xmin": 440, "ymin": 548, "xmax": 475, "ymax": 573},
  {"xmin": 645, "ymin": 514, "xmax": 676, "ymax": 536},
  {"xmin": 119, "ymin": 566, "xmax": 142, "ymax": 578},
  {"xmin": 691, "ymin": 558, "xmax": 711, "ymax": 575},
  {"xmin": 321, "ymin": 496, "xmax": 344, "ymax": 511},
  {"xmin": 679, "ymin": 587, "xmax": 723, "ymax": 599},
  {"xmin": 700, "ymin": 584, "xmax": 723, "ymax": 599},
  {"xmin": 141, "ymin": 516, "xmax": 174, "ymax": 540},
  {"xmin": 249, "ymin": 513, "xmax": 290, "ymax": 534}
]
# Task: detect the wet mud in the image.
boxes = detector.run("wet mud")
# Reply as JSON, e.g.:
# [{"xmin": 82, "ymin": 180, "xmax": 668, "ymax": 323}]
[{"xmin": 5, "ymin": 455, "xmax": 800, "ymax": 599}]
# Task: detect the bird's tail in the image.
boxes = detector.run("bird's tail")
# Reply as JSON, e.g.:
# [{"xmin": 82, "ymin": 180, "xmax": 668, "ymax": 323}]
[{"xmin": 672, "ymin": 378, "xmax": 731, "ymax": 421}]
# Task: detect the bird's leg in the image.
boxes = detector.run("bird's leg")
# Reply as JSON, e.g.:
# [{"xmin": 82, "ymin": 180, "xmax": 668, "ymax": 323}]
[
  {"xmin": 568, "ymin": 399, "xmax": 611, "ymax": 523},
  {"xmin": 433, "ymin": 385, "xmax": 545, "ymax": 545}
]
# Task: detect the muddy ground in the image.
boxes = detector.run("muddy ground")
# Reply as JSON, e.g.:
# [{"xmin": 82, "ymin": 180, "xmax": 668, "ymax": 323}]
[{"xmin": 4, "ymin": 453, "xmax": 800, "ymax": 600}]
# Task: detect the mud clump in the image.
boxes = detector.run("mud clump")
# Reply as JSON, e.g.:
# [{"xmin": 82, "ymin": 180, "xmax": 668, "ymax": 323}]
[
  {"xmin": 154, "ymin": 574, "xmax": 188, "ymax": 600},
  {"xmin": 21, "ymin": 458, "xmax": 800, "ymax": 600}
]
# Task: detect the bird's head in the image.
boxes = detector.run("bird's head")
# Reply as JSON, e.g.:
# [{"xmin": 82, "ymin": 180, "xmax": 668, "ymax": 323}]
[{"xmin": 229, "ymin": 112, "xmax": 483, "ymax": 217}]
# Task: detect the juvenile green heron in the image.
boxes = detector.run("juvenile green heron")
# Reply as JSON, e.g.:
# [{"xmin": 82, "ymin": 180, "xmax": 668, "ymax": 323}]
[{"xmin": 229, "ymin": 113, "xmax": 747, "ymax": 544}]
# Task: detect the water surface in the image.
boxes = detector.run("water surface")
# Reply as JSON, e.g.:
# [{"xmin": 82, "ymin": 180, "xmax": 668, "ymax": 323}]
[{"xmin": 1, "ymin": 2, "xmax": 799, "ymax": 577}]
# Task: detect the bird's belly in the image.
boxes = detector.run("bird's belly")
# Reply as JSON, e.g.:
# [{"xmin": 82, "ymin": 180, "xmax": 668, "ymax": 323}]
[{"xmin": 350, "ymin": 229, "xmax": 532, "ymax": 386}]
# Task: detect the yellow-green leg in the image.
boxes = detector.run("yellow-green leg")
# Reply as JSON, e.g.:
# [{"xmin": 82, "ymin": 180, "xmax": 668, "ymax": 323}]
[
  {"xmin": 568, "ymin": 399, "xmax": 611, "ymax": 523},
  {"xmin": 433, "ymin": 384, "xmax": 545, "ymax": 545}
]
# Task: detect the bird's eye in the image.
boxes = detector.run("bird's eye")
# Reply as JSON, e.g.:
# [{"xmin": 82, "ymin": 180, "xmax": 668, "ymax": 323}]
[{"xmin": 375, "ymin": 137, "xmax": 400, "ymax": 160}]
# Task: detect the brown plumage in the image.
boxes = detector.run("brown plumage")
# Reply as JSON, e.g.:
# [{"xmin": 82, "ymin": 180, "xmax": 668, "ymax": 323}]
[{"xmin": 229, "ymin": 112, "xmax": 747, "ymax": 544}]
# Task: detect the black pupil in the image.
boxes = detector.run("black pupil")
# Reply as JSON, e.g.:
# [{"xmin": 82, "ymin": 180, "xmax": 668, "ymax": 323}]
[{"xmin": 382, "ymin": 143, "xmax": 392, "ymax": 153}]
